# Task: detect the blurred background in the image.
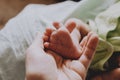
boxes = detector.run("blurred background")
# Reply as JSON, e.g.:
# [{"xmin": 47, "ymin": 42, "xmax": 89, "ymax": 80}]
[
  {"xmin": 0, "ymin": 0, "xmax": 58, "ymax": 29},
  {"xmin": 0, "ymin": 0, "xmax": 81, "ymax": 29}
]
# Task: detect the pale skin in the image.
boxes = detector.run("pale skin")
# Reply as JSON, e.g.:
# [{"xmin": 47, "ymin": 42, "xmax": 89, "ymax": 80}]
[
  {"xmin": 26, "ymin": 19, "xmax": 99, "ymax": 80},
  {"xmin": 44, "ymin": 19, "xmax": 91, "ymax": 59},
  {"xmin": 44, "ymin": 22, "xmax": 81, "ymax": 59}
]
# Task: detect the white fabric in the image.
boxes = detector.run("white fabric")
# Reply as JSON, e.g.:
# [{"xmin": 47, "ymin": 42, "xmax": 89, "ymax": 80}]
[{"xmin": 0, "ymin": 0, "xmax": 118, "ymax": 80}]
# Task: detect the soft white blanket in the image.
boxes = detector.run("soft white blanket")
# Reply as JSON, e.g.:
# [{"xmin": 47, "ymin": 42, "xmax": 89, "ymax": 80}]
[{"xmin": 0, "ymin": 0, "xmax": 119, "ymax": 80}]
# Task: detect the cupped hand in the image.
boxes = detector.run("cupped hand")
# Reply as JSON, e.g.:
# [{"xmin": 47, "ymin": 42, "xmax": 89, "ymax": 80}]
[
  {"xmin": 26, "ymin": 30, "xmax": 98, "ymax": 80},
  {"xmin": 44, "ymin": 19, "xmax": 92, "ymax": 60}
]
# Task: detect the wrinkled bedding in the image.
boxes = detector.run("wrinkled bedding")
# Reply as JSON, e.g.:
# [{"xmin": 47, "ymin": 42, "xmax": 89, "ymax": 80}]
[{"xmin": 0, "ymin": 0, "xmax": 120, "ymax": 80}]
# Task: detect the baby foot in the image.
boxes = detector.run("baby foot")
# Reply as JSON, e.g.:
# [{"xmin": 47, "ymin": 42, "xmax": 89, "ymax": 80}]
[{"xmin": 44, "ymin": 24, "xmax": 81, "ymax": 59}]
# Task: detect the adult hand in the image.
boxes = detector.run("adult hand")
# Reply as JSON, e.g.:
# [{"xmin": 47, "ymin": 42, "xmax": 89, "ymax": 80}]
[
  {"xmin": 26, "ymin": 33, "xmax": 98, "ymax": 80},
  {"xmin": 26, "ymin": 19, "xmax": 99, "ymax": 80}
]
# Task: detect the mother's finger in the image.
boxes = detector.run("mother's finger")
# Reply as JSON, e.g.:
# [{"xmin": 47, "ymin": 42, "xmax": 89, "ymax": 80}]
[{"xmin": 79, "ymin": 32, "xmax": 99, "ymax": 69}]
